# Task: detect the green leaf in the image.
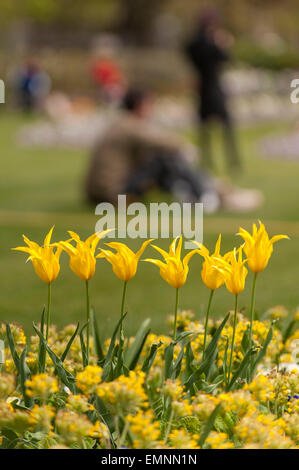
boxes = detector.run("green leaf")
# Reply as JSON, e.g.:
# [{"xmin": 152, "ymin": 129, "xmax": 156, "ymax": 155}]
[
  {"xmin": 38, "ymin": 307, "xmax": 46, "ymax": 373},
  {"xmin": 61, "ymin": 322, "xmax": 79, "ymax": 363},
  {"xmin": 241, "ymin": 326, "xmax": 251, "ymax": 356},
  {"xmin": 184, "ymin": 313, "xmax": 230, "ymax": 390},
  {"xmin": 282, "ymin": 317, "xmax": 297, "ymax": 344},
  {"xmin": 173, "ymin": 342, "xmax": 186, "ymax": 379},
  {"xmin": 6, "ymin": 323, "xmax": 20, "ymax": 373},
  {"xmin": 198, "ymin": 403, "xmax": 222, "ymax": 447},
  {"xmin": 102, "ymin": 313, "xmax": 127, "ymax": 382},
  {"xmin": 142, "ymin": 341, "xmax": 162, "ymax": 374},
  {"xmin": 95, "ymin": 396, "xmax": 115, "ymax": 435},
  {"xmin": 19, "ymin": 346, "xmax": 33, "ymax": 408},
  {"xmin": 90, "ymin": 308, "xmax": 104, "ymax": 362},
  {"xmin": 124, "ymin": 318, "xmax": 151, "ymax": 370},
  {"xmin": 251, "ymin": 321, "xmax": 274, "ymax": 378},
  {"xmin": 79, "ymin": 322, "xmax": 89, "ymax": 368},
  {"xmin": 164, "ymin": 343, "xmax": 174, "ymax": 380},
  {"xmin": 33, "ymin": 323, "xmax": 76, "ymax": 393},
  {"xmin": 227, "ymin": 347, "xmax": 257, "ymax": 391}
]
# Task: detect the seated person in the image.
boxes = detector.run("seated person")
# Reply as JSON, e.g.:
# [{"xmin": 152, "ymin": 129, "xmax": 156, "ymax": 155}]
[
  {"xmin": 85, "ymin": 88, "xmax": 262, "ymax": 213},
  {"xmin": 85, "ymin": 88, "xmax": 219, "ymax": 211}
]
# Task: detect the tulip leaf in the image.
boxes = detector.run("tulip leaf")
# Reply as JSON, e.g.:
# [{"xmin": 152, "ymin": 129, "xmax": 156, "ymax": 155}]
[
  {"xmin": 184, "ymin": 313, "xmax": 230, "ymax": 391},
  {"xmin": 250, "ymin": 321, "xmax": 274, "ymax": 378},
  {"xmin": 90, "ymin": 308, "xmax": 104, "ymax": 362},
  {"xmin": 198, "ymin": 403, "xmax": 222, "ymax": 447},
  {"xmin": 142, "ymin": 341, "xmax": 163, "ymax": 374},
  {"xmin": 282, "ymin": 317, "xmax": 297, "ymax": 344},
  {"xmin": 164, "ymin": 343, "xmax": 174, "ymax": 380},
  {"xmin": 173, "ymin": 343, "xmax": 185, "ymax": 379},
  {"xmin": 19, "ymin": 346, "xmax": 34, "ymax": 409},
  {"xmin": 38, "ymin": 307, "xmax": 46, "ymax": 373},
  {"xmin": 95, "ymin": 396, "xmax": 115, "ymax": 435},
  {"xmin": 124, "ymin": 318, "xmax": 151, "ymax": 370},
  {"xmin": 227, "ymin": 347, "xmax": 257, "ymax": 391},
  {"xmin": 33, "ymin": 323, "xmax": 77, "ymax": 393},
  {"xmin": 241, "ymin": 326, "xmax": 251, "ymax": 356},
  {"xmin": 102, "ymin": 313, "xmax": 127, "ymax": 382},
  {"xmin": 61, "ymin": 322, "xmax": 79, "ymax": 363},
  {"xmin": 79, "ymin": 322, "xmax": 89, "ymax": 368},
  {"xmin": 6, "ymin": 323, "xmax": 21, "ymax": 373}
]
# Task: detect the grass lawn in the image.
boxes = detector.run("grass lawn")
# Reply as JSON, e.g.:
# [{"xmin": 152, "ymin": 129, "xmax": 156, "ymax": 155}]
[{"xmin": 1, "ymin": 111, "xmax": 299, "ymax": 338}]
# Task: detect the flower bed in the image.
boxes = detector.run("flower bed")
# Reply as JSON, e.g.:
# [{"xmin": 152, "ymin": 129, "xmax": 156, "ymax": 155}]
[{"xmin": 0, "ymin": 221, "xmax": 298, "ymax": 449}]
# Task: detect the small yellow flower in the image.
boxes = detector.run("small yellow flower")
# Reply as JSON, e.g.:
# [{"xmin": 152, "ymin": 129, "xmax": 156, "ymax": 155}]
[
  {"xmin": 144, "ymin": 236, "xmax": 197, "ymax": 288},
  {"xmin": 59, "ymin": 229, "xmax": 111, "ymax": 281},
  {"xmin": 193, "ymin": 235, "xmax": 230, "ymax": 290},
  {"xmin": 238, "ymin": 221, "xmax": 289, "ymax": 273},
  {"xmin": 97, "ymin": 239, "xmax": 153, "ymax": 281},
  {"xmin": 12, "ymin": 226, "xmax": 62, "ymax": 283},
  {"xmin": 224, "ymin": 246, "xmax": 248, "ymax": 295}
]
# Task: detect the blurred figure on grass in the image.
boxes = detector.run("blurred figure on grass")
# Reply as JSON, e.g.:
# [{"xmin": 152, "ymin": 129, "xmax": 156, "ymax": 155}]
[
  {"xmin": 90, "ymin": 34, "xmax": 126, "ymax": 106},
  {"xmin": 85, "ymin": 88, "xmax": 262, "ymax": 212},
  {"xmin": 86, "ymin": 87, "xmax": 219, "ymax": 211},
  {"xmin": 185, "ymin": 7, "xmax": 242, "ymax": 173},
  {"xmin": 12, "ymin": 58, "xmax": 51, "ymax": 113}
]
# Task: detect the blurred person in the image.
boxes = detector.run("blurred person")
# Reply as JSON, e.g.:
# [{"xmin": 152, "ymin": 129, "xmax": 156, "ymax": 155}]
[
  {"xmin": 90, "ymin": 35, "xmax": 126, "ymax": 105},
  {"xmin": 85, "ymin": 87, "xmax": 220, "ymax": 211},
  {"xmin": 13, "ymin": 59, "xmax": 51, "ymax": 112},
  {"xmin": 185, "ymin": 8, "xmax": 242, "ymax": 172},
  {"xmin": 85, "ymin": 88, "xmax": 262, "ymax": 212}
]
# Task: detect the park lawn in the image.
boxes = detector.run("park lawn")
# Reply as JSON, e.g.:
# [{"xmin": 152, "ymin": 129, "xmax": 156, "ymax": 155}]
[{"xmin": 0, "ymin": 111, "xmax": 299, "ymax": 338}]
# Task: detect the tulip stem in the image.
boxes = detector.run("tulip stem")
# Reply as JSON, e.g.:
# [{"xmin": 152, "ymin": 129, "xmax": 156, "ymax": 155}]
[
  {"xmin": 228, "ymin": 294, "xmax": 238, "ymax": 383},
  {"xmin": 86, "ymin": 280, "xmax": 90, "ymax": 364},
  {"xmin": 249, "ymin": 273, "xmax": 258, "ymax": 348},
  {"xmin": 173, "ymin": 288, "xmax": 179, "ymax": 340},
  {"xmin": 120, "ymin": 281, "xmax": 128, "ymax": 341},
  {"xmin": 46, "ymin": 282, "xmax": 52, "ymax": 341},
  {"xmin": 203, "ymin": 289, "xmax": 214, "ymax": 357}
]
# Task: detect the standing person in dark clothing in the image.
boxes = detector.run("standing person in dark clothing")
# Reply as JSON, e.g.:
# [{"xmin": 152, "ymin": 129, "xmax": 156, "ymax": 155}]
[{"xmin": 185, "ymin": 8, "xmax": 242, "ymax": 172}]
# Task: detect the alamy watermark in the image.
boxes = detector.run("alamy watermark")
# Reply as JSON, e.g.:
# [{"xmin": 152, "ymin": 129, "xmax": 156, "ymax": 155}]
[{"xmin": 94, "ymin": 195, "xmax": 203, "ymax": 249}]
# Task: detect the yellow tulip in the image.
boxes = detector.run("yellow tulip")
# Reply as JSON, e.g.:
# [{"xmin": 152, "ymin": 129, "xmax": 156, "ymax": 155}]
[
  {"xmin": 238, "ymin": 221, "xmax": 289, "ymax": 273},
  {"xmin": 97, "ymin": 239, "xmax": 154, "ymax": 282},
  {"xmin": 224, "ymin": 246, "xmax": 248, "ymax": 295},
  {"xmin": 192, "ymin": 235, "xmax": 232, "ymax": 355},
  {"xmin": 12, "ymin": 226, "xmax": 62, "ymax": 346},
  {"xmin": 59, "ymin": 229, "xmax": 111, "ymax": 281},
  {"xmin": 144, "ymin": 236, "xmax": 198, "ymax": 289},
  {"xmin": 12, "ymin": 226, "xmax": 61, "ymax": 284},
  {"xmin": 193, "ymin": 235, "xmax": 230, "ymax": 290},
  {"xmin": 98, "ymin": 239, "xmax": 154, "ymax": 343},
  {"xmin": 145, "ymin": 237, "xmax": 198, "ymax": 339}
]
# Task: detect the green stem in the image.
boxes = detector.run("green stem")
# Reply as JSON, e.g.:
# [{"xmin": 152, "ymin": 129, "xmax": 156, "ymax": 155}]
[
  {"xmin": 46, "ymin": 282, "xmax": 52, "ymax": 341},
  {"xmin": 228, "ymin": 294, "xmax": 238, "ymax": 382},
  {"xmin": 203, "ymin": 289, "xmax": 214, "ymax": 357},
  {"xmin": 86, "ymin": 280, "xmax": 90, "ymax": 365},
  {"xmin": 173, "ymin": 288, "xmax": 179, "ymax": 341},
  {"xmin": 249, "ymin": 273, "xmax": 258, "ymax": 349},
  {"xmin": 120, "ymin": 281, "xmax": 128, "ymax": 341}
]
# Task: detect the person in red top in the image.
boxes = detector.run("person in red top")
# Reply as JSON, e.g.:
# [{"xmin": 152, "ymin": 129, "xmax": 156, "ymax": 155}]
[{"xmin": 91, "ymin": 56, "xmax": 125, "ymax": 104}]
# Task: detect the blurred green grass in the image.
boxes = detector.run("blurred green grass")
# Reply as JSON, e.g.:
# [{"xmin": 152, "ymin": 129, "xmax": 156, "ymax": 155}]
[{"xmin": 1, "ymin": 112, "xmax": 299, "ymax": 338}]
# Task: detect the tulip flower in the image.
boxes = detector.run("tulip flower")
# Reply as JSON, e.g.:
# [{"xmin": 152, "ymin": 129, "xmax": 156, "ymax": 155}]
[
  {"xmin": 12, "ymin": 226, "xmax": 62, "ymax": 343},
  {"xmin": 193, "ymin": 235, "xmax": 231, "ymax": 355},
  {"xmin": 145, "ymin": 237, "xmax": 198, "ymax": 340},
  {"xmin": 97, "ymin": 239, "xmax": 154, "ymax": 340},
  {"xmin": 238, "ymin": 221, "xmax": 289, "ymax": 357},
  {"xmin": 59, "ymin": 229, "xmax": 112, "ymax": 364},
  {"xmin": 223, "ymin": 246, "xmax": 248, "ymax": 382},
  {"xmin": 238, "ymin": 221, "xmax": 288, "ymax": 274},
  {"xmin": 224, "ymin": 247, "xmax": 248, "ymax": 296}
]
